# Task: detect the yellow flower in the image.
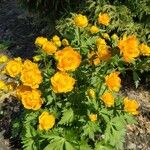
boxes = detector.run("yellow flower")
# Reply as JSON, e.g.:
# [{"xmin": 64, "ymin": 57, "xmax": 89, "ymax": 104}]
[
  {"xmin": 101, "ymin": 92, "xmax": 114, "ymax": 107},
  {"xmin": 35, "ymin": 37, "xmax": 48, "ymax": 47},
  {"xmin": 16, "ymin": 85, "xmax": 32, "ymax": 99},
  {"xmin": 42, "ymin": 41, "xmax": 57, "ymax": 55},
  {"xmin": 98, "ymin": 13, "xmax": 110, "ymax": 26},
  {"xmin": 62, "ymin": 39, "xmax": 69, "ymax": 46},
  {"xmin": 97, "ymin": 45, "xmax": 111, "ymax": 61},
  {"xmin": 90, "ymin": 26, "xmax": 99, "ymax": 34},
  {"xmin": 124, "ymin": 97, "xmax": 139, "ymax": 115},
  {"xmin": 88, "ymin": 89, "xmax": 95, "ymax": 98},
  {"xmin": 111, "ymin": 34, "xmax": 118, "ymax": 41},
  {"xmin": 139, "ymin": 43, "xmax": 150, "ymax": 56},
  {"xmin": 118, "ymin": 35, "xmax": 139, "ymax": 62},
  {"xmin": 96, "ymin": 38, "xmax": 106, "ymax": 46},
  {"xmin": 50, "ymin": 72, "xmax": 75, "ymax": 93},
  {"xmin": 39, "ymin": 111, "xmax": 55, "ymax": 131},
  {"xmin": 93, "ymin": 57, "xmax": 101, "ymax": 65},
  {"xmin": 52, "ymin": 35, "xmax": 60, "ymax": 42},
  {"xmin": 54, "ymin": 40, "xmax": 61, "ymax": 47},
  {"xmin": 105, "ymin": 71, "xmax": 121, "ymax": 92},
  {"xmin": 20, "ymin": 60, "xmax": 42, "ymax": 89},
  {"xmin": 55, "ymin": 47, "xmax": 81, "ymax": 71},
  {"xmin": 21, "ymin": 89, "xmax": 43, "ymax": 110},
  {"xmin": 5, "ymin": 59, "xmax": 22, "ymax": 78},
  {"xmin": 74, "ymin": 14, "xmax": 88, "ymax": 28},
  {"xmin": 89, "ymin": 114, "xmax": 97, "ymax": 122},
  {"xmin": 0, "ymin": 80, "xmax": 7, "ymax": 91},
  {"xmin": 103, "ymin": 33, "xmax": 110, "ymax": 39},
  {"xmin": 0, "ymin": 55, "xmax": 8, "ymax": 63},
  {"xmin": 33, "ymin": 55, "xmax": 42, "ymax": 62}
]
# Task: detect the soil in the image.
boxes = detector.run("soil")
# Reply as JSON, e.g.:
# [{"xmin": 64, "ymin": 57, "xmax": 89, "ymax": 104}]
[{"xmin": 0, "ymin": 0, "xmax": 150, "ymax": 150}]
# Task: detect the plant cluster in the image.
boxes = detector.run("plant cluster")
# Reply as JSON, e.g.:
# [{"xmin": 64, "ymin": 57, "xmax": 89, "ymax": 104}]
[{"xmin": 1, "ymin": 11, "xmax": 149, "ymax": 149}]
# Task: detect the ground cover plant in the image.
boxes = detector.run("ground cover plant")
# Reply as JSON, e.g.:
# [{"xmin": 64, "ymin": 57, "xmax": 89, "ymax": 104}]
[{"xmin": 1, "ymin": 10, "xmax": 150, "ymax": 149}]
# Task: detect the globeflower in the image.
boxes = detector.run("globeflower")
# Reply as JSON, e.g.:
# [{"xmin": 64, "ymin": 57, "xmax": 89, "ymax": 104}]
[
  {"xmin": 90, "ymin": 26, "xmax": 99, "ymax": 34},
  {"xmin": 5, "ymin": 59, "xmax": 22, "ymax": 78},
  {"xmin": 50, "ymin": 72, "xmax": 75, "ymax": 93},
  {"xmin": 62, "ymin": 39, "xmax": 69, "ymax": 46},
  {"xmin": 98, "ymin": 13, "xmax": 110, "ymax": 26},
  {"xmin": 42, "ymin": 41, "xmax": 57, "ymax": 55},
  {"xmin": 89, "ymin": 114, "xmax": 97, "ymax": 122},
  {"xmin": 139, "ymin": 43, "xmax": 150, "ymax": 56},
  {"xmin": 0, "ymin": 55, "xmax": 8, "ymax": 63},
  {"xmin": 39, "ymin": 111, "xmax": 55, "ymax": 131},
  {"xmin": 101, "ymin": 92, "xmax": 114, "ymax": 107},
  {"xmin": 105, "ymin": 71, "xmax": 121, "ymax": 92},
  {"xmin": 16, "ymin": 85, "xmax": 32, "ymax": 99},
  {"xmin": 124, "ymin": 97, "xmax": 139, "ymax": 115},
  {"xmin": 74, "ymin": 14, "xmax": 88, "ymax": 28},
  {"xmin": 118, "ymin": 35, "xmax": 139, "ymax": 62},
  {"xmin": 35, "ymin": 37, "xmax": 48, "ymax": 47},
  {"xmin": 88, "ymin": 89, "xmax": 95, "ymax": 98},
  {"xmin": 21, "ymin": 89, "xmax": 43, "ymax": 110},
  {"xmin": 55, "ymin": 47, "xmax": 81, "ymax": 71},
  {"xmin": 20, "ymin": 60, "xmax": 42, "ymax": 89}
]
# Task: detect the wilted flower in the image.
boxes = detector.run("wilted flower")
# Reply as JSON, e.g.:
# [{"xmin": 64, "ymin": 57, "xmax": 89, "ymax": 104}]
[
  {"xmin": 39, "ymin": 111, "xmax": 55, "ymax": 130},
  {"xmin": 124, "ymin": 97, "xmax": 139, "ymax": 115},
  {"xmin": 0, "ymin": 80, "xmax": 7, "ymax": 91},
  {"xmin": 74, "ymin": 14, "xmax": 88, "ymax": 28},
  {"xmin": 50, "ymin": 72, "xmax": 75, "ymax": 93}
]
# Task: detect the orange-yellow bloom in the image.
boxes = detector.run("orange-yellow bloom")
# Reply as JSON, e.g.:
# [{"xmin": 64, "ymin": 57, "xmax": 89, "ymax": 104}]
[
  {"xmin": 21, "ymin": 89, "xmax": 43, "ymax": 110},
  {"xmin": 105, "ymin": 72, "xmax": 121, "ymax": 92},
  {"xmin": 139, "ymin": 43, "xmax": 150, "ymax": 56},
  {"xmin": 55, "ymin": 47, "xmax": 81, "ymax": 71},
  {"xmin": 90, "ymin": 26, "xmax": 99, "ymax": 34},
  {"xmin": 50, "ymin": 72, "xmax": 75, "ymax": 93},
  {"xmin": 101, "ymin": 92, "xmax": 114, "ymax": 107},
  {"xmin": 35, "ymin": 37, "xmax": 48, "ymax": 47},
  {"xmin": 16, "ymin": 85, "xmax": 32, "ymax": 99},
  {"xmin": 74, "ymin": 14, "xmax": 88, "ymax": 28},
  {"xmin": 42, "ymin": 41, "xmax": 57, "ymax": 55},
  {"xmin": 20, "ymin": 60, "xmax": 42, "ymax": 89},
  {"xmin": 5, "ymin": 59, "xmax": 22, "ymax": 78},
  {"xmin": 118, "ymin": 35, "xmax": 139, "ymax": 62},
  {"xmin": 89, "ymin": 114, "xmax": 97, "ymax": 122},
  {"xmin": 98, "ymin": 13, "xmax": 110, "ymax": 26},
  {"xmin": 39, "ymin": 111, "xmax": 55, "ymax": 130},
  {"xmin": 0, "ymin": 55, "xmax": 8, "ymax": 63},
  {"xmin": 124, "ymin": 97, "xmax": 139, "ymax": 115},
  {"xmin": 88, "ymin": 89, "xmax": 95, "ymax": 98}
]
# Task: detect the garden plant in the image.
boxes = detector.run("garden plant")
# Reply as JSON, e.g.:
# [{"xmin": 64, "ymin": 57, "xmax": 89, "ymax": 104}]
[{"xmin": 1, "ymin": 9, "xmax": 150, "ymax": 149}]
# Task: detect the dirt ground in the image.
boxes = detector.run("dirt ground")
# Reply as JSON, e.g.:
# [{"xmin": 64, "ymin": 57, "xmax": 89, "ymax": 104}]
[{"xmin": 0, "ymin": 0, "xmax": 150, "ymax": 150}]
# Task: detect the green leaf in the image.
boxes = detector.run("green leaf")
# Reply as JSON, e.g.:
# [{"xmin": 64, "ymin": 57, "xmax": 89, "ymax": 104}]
[
  {"xmin": 133, "ymin": 71, "xmax": 140, "ymax": 88},
  {"xmin": 59, "ymin": 108, "xmax": 74, "ymax": 125},
  {"xmin": 83, "ymin": 122, "xmax": 100, "ymax": 140}
]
